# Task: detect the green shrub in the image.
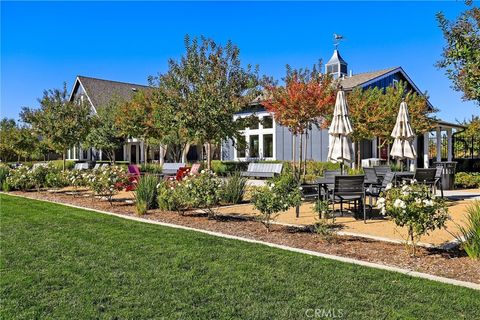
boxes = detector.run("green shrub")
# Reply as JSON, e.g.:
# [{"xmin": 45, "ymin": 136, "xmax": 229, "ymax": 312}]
[
  {"xmin": 378, "ymin": 182, "xmax": 449, "ymax": 256},
  {"xmin": 2, "ymin": 181, "xmax": 10, "ymax": 192},
  {"xmin": 49, "ymin": 160, "xmax": 75, "ymax": 171},
  {"xmin": 157, "ymin": 180, "xmax": 191, "ymax": 213},
  {"xmin": 45, "ymin": 170, "xmax": 69, "ymax": 189},
  {"xmin": 30, "ymin": 165, "xmax": 51, "ymax": 191},
  {"xmin": 303, "ymin": 161, "xmax": 341, "ymax": 183},
  {"xmin": 455, "ymin": 172, "xmax": 480, "ymax": 189},
  {"xmin": 0, "ymin": 165, "xmax": 10, "ymax": 191},
  {"xmin": 134, "ymin": 175, "xmax": 160, "ymax": 215},
  {"xmin": 456, "ymin": 201, "xmax": 480, "ymax": 260},
  {"xmin": 187, "ymin": 170, "xmax": 223, "ymax": 217},
  {"xmin": 87, "ymin": 166, "xmax": 130, "ymax": 204},
  {"xmin": 251, "ymin": 173, "xmax": 302, "ymax": 231},
  {"xmin": 211, "ymin": 160, "xmax": 249, "ymax": 176},
  {"xmin": 221, "ymin": 172, "xmax": 247, "ymax": 204},
  {"xmin": 140, "ymin": 163, "xmax": 163, "ymax": 175},
  {"xmin": 6, "ymin": 166, "xmax": 34, "ymax": 191}
]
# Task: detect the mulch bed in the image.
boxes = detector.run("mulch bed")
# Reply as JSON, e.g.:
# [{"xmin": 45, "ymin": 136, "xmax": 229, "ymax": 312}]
[{"xmin": 9, "ymin": 190, "xmax": 480, "ymax": 285}]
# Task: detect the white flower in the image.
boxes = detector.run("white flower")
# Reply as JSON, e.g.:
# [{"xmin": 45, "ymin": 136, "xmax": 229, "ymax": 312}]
[
  {"xmin": 201, "ymin": 170, "xmax": 205, "ymax": 174},
  {"xmin": 401, "ymin": 185, "xmax": 409, "ymax": 191},
  {"xmin": 415, "ymin": 198, "xmax": 422, "ymax": 204},
  {"xmin": 423, "ymin": 199, "xmax": 434, "ymax": 207},
  {"xmin": 410, "ymin": 179, "xmax": 417, "ymax": 185},
  {"xmin": 393, "ymin": 199, "xmax": 406, "ymax": 209},
  {"xmin": 380, "ymin": 207, "xmax": 386, "ymax": 215},
  {"xmin": 385, "ymin": 183, "xmax": 393, "ymax": 191}
]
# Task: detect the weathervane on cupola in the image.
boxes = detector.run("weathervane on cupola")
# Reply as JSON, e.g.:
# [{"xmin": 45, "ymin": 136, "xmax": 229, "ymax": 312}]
[{"xmin": 326, "ymin": 33, "xmax": 348, "ymax": 79}]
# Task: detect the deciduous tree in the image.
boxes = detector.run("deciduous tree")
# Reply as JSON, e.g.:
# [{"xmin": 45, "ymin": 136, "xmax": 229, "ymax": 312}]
[
  {"xmin": 263, "ymin": 63, "xmax": 336, "ymax": 179},
  {"xmin": 437, "ymin": 1, "xmax": 480, "ymax": 105},
  {"xmin": 21, "ymin": 84, "xmax": 92, "ymax": 170},
  {"xmin": 150, "ymin": 35, "xmax": 262, "ymax": 169},
  {"xmin": 84, "ymin": 99, "xmax": 125, "ymax": 163}
]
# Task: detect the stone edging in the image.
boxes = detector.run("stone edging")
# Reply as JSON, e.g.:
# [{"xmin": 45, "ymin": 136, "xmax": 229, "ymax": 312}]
[{"xmin": 3, "ymin": 192, "xmax": 479, "ymax": 291}]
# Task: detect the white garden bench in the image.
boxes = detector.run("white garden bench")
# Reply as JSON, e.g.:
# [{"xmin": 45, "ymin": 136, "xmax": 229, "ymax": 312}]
[
  {"xmin": 162, "ymin": 163, "xmax": 186, "ymax": 176},
  {"xmin": 240, "ymin": 163, "xmax": 283, "ymax": 179},
  {"xmin": 73, "ymin": 163, "xmax": 90, "ymax": 170}
]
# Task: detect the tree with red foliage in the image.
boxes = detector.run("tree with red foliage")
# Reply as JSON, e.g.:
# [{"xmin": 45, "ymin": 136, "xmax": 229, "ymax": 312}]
[{"xmin": 263, "ymin": 63, "xmax": 336, "ymax": 179}]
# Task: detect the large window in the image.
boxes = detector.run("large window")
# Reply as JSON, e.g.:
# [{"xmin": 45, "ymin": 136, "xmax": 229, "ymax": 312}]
[
  {"xmin": 234, "ymin": 113, "xmax": 275, "ymax": 160},
  {"xmin": 249, "ymin": 135, "xmax": 259, "ymax": 158},
  {"xmin": 263, "ymin": 134, "xmax": 273, "ymax": 158},
  {"xmin": 262, "ymin": 116, "xmax": 273, "ymax": 129}
]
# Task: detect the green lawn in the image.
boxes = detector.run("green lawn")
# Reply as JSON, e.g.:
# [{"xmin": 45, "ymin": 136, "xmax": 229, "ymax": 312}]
[{"xmin": 1, "ymin": 194, "xmax": 479, "ymax": 319}]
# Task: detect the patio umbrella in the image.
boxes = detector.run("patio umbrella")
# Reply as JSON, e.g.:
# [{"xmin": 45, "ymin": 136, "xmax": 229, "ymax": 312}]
[
  {"xmin": 328, "ymin": 89, "xmax": 354, "ymax": 174},
  {"xmin": 390, "ymin": 100, "xmax": 416, "ymax": 169}
]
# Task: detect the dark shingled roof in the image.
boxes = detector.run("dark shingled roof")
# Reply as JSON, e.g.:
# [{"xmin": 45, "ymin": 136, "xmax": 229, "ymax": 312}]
[
  {"xmin": 340, "ymin": 67, "xmax": 399, "ymax": 89},
  {"xmin": 76, "ymin": 76, "xmax": 149, "ymax": 108}
]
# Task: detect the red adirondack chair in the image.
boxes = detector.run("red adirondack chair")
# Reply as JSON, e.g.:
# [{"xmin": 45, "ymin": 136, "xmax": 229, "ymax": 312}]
[{"xmin": 126, "ymin": 164, "xmax": 141, "ymax": 191}]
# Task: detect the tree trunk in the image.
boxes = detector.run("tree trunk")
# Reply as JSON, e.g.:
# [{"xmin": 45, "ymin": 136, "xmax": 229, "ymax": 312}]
[
  {"xmin": 159, "ymin": 144, "xmax": 167, "ymax": 166},
  {"xmin": 63, "ymin": 149, "xmax": 66, "ymax": 171},
  {"xmin": 357, "ymin": 140, "xmax": 361, "ymax": 170},
  {"xmin": 206, "ymin": 142, "xmax": 212, "ymax": 170},
  {"xmin": 144, "ymin": 142, "xmax": 148, "ymax": 164},
  {"xmin": 387, "ymin": 142, "xmax": 391, "ymax": 165},
  {"xmin": 299, "ymin": 133, "xmax": 303, "ymax": 182},
  {"xmin": 303, "ymin": 132, "xmax": 308, "ymax": 178},
  {"xmin": 292, "ymin": 134, "xmax": 296, "ymax": 178},
  {"xmin": 181, "ymin": 143, "xmax": 191, "ymax": 163},
  {"xmin": 112, "ymin": 150, "xmax": 116, "ymax": 164}
]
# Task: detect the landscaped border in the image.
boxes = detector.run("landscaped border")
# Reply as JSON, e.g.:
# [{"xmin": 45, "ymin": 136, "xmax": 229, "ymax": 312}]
[{"xmin": 3, "ymin": 192, "xmax": 478, "ymax": 291}]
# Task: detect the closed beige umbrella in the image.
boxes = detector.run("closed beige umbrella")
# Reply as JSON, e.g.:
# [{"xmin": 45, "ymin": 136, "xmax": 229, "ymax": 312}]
[
  {"xmin": 328, "ymin": 89, "xmax": 354, "ymax": 174},
  {"xmin": 390, "ymin": 100, "xmax": 417, "ymax": 167}
]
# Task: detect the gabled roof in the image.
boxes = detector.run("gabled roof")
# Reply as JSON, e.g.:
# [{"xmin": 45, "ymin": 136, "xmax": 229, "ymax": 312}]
[
  {"xmin": 70, "ymin": 76, "xmax": 149, "ymax": 110},
  {"xmin": 340, "ymin": 67, "xmax": 399, "ymax": 89}
]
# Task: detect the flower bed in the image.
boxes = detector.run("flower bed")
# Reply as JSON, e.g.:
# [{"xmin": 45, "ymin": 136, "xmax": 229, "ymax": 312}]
[{"xmin": 8, "ymin": 190, "xmax": 480, "ymax": 285}]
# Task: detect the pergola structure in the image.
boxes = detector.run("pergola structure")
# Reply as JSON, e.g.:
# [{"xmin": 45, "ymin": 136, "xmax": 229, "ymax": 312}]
[{"xmin": 419, "ymin": 120, "xmax": 466, "ymax": 168}]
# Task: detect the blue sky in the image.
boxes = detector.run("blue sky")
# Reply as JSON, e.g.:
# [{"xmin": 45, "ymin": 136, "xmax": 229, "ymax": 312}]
[{"xmin": 1, "ymin": 1, "xmax": 478, "ymax": 123}]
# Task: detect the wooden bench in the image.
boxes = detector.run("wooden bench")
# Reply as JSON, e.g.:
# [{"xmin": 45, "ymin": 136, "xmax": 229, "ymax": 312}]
[
  {"xmin": 240, "ymin": 163, "xmax": 283, "ymax": 179},
  {"xmin": 162, "ymin": 163, "xmax": 186, "ymax": 176}
]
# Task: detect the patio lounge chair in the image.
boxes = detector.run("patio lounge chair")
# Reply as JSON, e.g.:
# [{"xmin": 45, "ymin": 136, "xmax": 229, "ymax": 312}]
[
  {"xmin": 93, "ymin": 163, "xmax": 101, "ymax": 170},
  {"xmin": 240, "ymin": 163, "xmax": 283, "ymax": 179},
  {"xmin": 330, "ymin": 175, "xmax": 367, "ymax": 222}
]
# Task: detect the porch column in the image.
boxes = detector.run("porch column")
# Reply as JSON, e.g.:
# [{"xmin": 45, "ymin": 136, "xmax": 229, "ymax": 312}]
[
  {"xmin": 140, "ymin": 141, "xmax": 145, "ymax": 163},
  {"xmin": 423, "ymin": 132, "xmax": 429, "ymax": 168},
  {"xmin": 124, "ymin": 144, "xmax": 129, "ymax": 163},
  {"xmin": 447, "ymin": 128, "xmax": 453, "ymax": 161},
  {"xmin": 436, "ymin": 127, "xmax": 442, "ymax": 162},
  {"xmin": 372, "ymin": 138, "xmax": 378, "ymax": 158},
  {"xmin": 99, "ymin": 150, "xmax": 103, "ymax": 161}
]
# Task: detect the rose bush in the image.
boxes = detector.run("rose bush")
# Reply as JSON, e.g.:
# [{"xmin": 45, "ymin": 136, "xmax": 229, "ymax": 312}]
[
  {"xmin": 87, "ymin": 165, "xmax": 130, "ymax": 204},
  {"xmin": 377, "ymin": 181, "xmax": 449, "ymax": 256},
  {"xmin": 251, "ymin": 173, "xmax": 302, "ymax": 231}
]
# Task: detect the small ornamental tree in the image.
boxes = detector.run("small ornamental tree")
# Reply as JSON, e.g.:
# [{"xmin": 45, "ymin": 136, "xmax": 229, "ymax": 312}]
[
  {"xmin": 437, "ymin": 1, "xmax": 480, "ymax": 105},
  {"xmin": 251, "ymin": 173, "xmax": 302, "ymax": 231},
  {"xmin": 263, "ymin": 63, "xmax": 336, "ymax": 179},
  {"xmin": 151, "ymin": 35, "xmax": 262, "ymax": 169},
  {"xmin": 377, "ymin": 182, "xmax": 449, "ymax": 256},
  {"xmin": 21, "ymin": 84, "xmax": 92, "ymax": 170},
  {"xmin": 84, "ymin": 99, "xmax": 124, "ymax": 163},
  {"xmin": 347, "ymin": 82, "xmax": 435, "ymax": 167},
  {"xmin": 0, "ymin": 118, "xmax": 18, "ymax": 162}
]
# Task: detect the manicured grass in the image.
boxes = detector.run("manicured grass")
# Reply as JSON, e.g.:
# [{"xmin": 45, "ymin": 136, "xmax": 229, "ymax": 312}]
[{"xmin": 1, "ymin": 194, "xmax": 479, "ymax": 319}]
